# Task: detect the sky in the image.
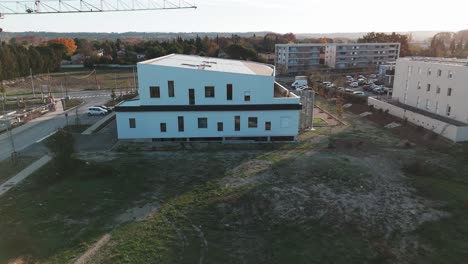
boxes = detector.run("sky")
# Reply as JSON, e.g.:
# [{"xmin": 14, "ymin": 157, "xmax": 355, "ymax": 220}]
[{"xmin": 0, "ymin": 0, "xmax": 466, "ymax": 33}]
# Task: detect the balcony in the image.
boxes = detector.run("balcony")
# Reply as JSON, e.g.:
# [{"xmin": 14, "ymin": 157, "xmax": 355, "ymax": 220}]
[{"xmin": 274, "ymin": 82, "xmax": 299, "ymax": 99}]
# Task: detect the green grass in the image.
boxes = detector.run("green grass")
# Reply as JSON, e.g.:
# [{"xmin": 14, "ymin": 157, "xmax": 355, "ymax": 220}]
[
  {"xmin": 0, "ymin": 156, "xmax": 38, "ymax": 185},
  {"xmin": 312, "ymin": 118, "xmax": 327, "ymax": 124}
]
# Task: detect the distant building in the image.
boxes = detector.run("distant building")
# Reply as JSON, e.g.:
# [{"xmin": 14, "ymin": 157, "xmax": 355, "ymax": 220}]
[
  {"xmin": 368, "ymin": 57, "xmax": 468, "ymax": 142},
  {"xmin": 71, "ymin": 54, "xmax": 85, "ymax": 64},
  {"xmin": 378, "ymin": 62, "xmax": 396, "ymax": 86},
  {"xmin": 115, "ymin": 54, "xmax": 302, "ymax": 142},
  {"xmin": 275, "ymin": 43, "xmax": 400, "ymax": 74},
  {"xmin": 94, "ymin": 49, "xmax": 104, "ymax": 57},
  {"xmin": 136, "ymin": 54, "xmax": 146, "ymax": 61}
]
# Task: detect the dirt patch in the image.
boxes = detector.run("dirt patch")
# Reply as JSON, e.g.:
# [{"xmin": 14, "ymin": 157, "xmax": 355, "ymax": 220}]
[{"xmin": 73, "ymin": 234, "xmax": 111, "ymax": 264}]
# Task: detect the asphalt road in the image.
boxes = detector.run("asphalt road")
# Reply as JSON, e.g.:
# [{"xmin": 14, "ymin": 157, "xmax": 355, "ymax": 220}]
[{"xmin": 0, "ymin": 93, "xmax": 110, "ymax": 161}]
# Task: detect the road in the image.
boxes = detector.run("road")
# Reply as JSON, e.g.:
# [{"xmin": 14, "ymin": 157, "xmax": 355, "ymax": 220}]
[{"xmin": 0, "ymin": 92, "xmax": 111, "ymax": 161}]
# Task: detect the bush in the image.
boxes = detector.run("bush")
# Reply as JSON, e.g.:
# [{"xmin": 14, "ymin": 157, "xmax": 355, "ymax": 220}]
[{"xmin": 45, "ymin": 128, "xmax": 76, "ymax": 174}]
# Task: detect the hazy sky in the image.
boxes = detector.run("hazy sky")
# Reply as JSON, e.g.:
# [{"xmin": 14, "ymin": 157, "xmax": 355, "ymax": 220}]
[{"xmin": 0, "ymin": 0, "xmax": 466, "ymax": 33}]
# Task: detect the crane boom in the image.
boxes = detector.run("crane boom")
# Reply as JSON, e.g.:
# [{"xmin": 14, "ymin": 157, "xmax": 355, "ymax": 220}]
[{"xmin": 0, "ymin": 0, "xmax": 196, "ymax": 15}]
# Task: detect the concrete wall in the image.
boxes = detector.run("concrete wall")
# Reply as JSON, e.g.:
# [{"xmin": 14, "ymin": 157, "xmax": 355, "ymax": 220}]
[
  {"xmin": 137, "ymin": 63, "xmax": 299, "ymax": 106},
  {"xmin": 368, "ymin": 97, "xmax": 468, "ymax": 142},
  {"xmin": 116, "ymin": 110, "xmax": 299, "ymax": 139},
  {"xmin": 393, "ymin": 58, "xmax": 468, "ymax": 124}
]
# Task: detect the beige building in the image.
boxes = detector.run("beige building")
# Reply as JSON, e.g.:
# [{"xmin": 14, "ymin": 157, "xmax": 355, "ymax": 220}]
[
  {"xmin": 275, "ymin": 43, "xmax": 400, "ymax": 74},
  {"xmin": 368, "ymin": 57, "xmax": 468, "ymax": 142}
]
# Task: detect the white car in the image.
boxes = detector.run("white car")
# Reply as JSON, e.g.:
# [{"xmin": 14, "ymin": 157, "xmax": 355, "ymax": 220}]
[
  {"xmin": 87, "ymin": 107, "xmax": 108, "ymax": 116},
  {"xmin": 296, "ymin": 86, "xmax": 312, "ymax": 91},
  {"xmin": 353, "ymin": 91, "xmax": 366, "ymax": 96},
  {"xmin": 349, "ymin": 82, "xmax": 359, "ymax": 88}
]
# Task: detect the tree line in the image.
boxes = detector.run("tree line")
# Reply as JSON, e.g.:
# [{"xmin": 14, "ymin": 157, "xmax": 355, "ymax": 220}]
[{"xmin": 0, "ymin": 41, "xmax": 67, "ymax": 81}]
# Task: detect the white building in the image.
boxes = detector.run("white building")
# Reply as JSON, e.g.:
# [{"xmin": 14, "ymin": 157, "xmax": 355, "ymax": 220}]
[
  {"xmin": 275, "ymin": 43, "xmax": 400, "ymax": 74},
  {"xmin": 368, "ymin": 57, "xmax": 468, "ymax": 142},
  {"xmin": 115, "ymin": 54, "xmax": 302, "ymax": 142}
]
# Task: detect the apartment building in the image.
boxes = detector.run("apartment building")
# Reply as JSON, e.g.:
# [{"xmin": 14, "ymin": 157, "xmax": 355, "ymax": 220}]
[
  {"xmin": 115, "ymin": 54, "xmax": 302, "ymax": 142},
  {"xmin": 368, "ymin": 57, "xmax": 468, "ymax": 142},
  {"xmin": 275, "ymin": 43, "xmax": 400, "ymax": 74},
  {"xmin": 275, "ymin": 44, "xmax": 323, "ymax": 74}
]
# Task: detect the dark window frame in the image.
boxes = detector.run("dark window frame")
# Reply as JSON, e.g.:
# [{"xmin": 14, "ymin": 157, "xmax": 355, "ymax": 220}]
[
  {"xmin": 168, "ymin": 81, "xmax": 175, "ymax": 97},
  {"xmin": 265, "ymin": 121, "xmax": 271, "ymax": 131},
  {"xmin": 248, "ymin": 117, "xmax": 258, "ymax": 128},
  {"xmin": 235, "ymin": 116, "xmax": 240, "ymax": 131},
  {"xmin": 198, "ymin": 117, "xmax": 208, "ymax": 128},
  {"xmin": 217, "ymin": 122, "xmax": 223, "ymax": 131},
  {"xmin": 205, "ymin": 86, "xmax": 215, "ymax": 98},
  {"xmin": 150, "ymin": 86, "xmax": 160, "ymax": 98},
  {"xmin": 178, "ymin": 116, "xmax": 184, "ymax": 132},
  {"xmin": 447, "ymin": 88, "xmax": 452, "ymax": 96},
  {"xmin": 160, "ymin": 123, "xmax": 167, "ymax": 132},
  {"xmin": 129, "ymin": 118, "xmax": 136, "ymax": 128},
  {"xmin": 227, "ymin": 84, "xmax": 233, "ymax": 100}
]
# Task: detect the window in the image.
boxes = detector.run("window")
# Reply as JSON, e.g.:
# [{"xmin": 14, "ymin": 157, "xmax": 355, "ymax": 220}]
[
  {"xmin": 265, "ymin": 121, "xmax": 271, "ymax": 131},
  {"xmin": 168, "ymin": 81, "xmax": 174, "ymax": 97},
  {"xmin": 227, "ymin": 84, "xmax": 233, "ymax": 100},
  {"xmin": 416, "ymin": 96, "xmax": 420, "ymax": 108},
  {"xmin": 446, "ymin": 105, "xmax": 451, "ymax": 116},
  {"xmin": 178, "ymin": 116, "xmax": 184, "ymax": 132},
  {"xmin": 234, "ymin": 116, "xmax": 240, "ymax": 131},
  {"xmin": 417, "ymin": 82, "xmax": 421, "ymax": 90},
  {"xmin": 425, "ymin": 99, "xmax": 430, "ymax": 110},
  {"xmin": 448, "ymin": 71, "xmax": 453, "ymax": 78},
  {"xmin": 428, "ymin": 68, "xmax": 432, "ymax": 76},
  {"xmin": 426, "ymin": 84, "xmax": 431, "ymax": 91},
  {"xmin": 447, "ymin": 88, "xmax": 452, "ymax": 96},
  {"xmin": 435, "ymin": 101, "xmax": 439, "ymax": 114},
  {"xmin": 436, "ymin": 86, "xmax": 441, "ymax": 94},
  {"xmin": 129, "ymin": 118, "xmax": 136, "ymax": 128},
  {"xmin": 160, "ymin": 123, "xmax": 167, "ymax": 132},
  {"xmin": 437, "ymin": 69, "xmax": 442, "ymax": 77},
  {"xmin": 198, "ymin": 118, "xmax": 208, "ymax": 128},
  {"xmin": 217, "ymin": 122, "xmax": 223, "ymax": 132},
  {"xmin": 150, "ymin": 86, "xmax": 160, "ymax": 98},
  {"xmin": 244, "ymin": 91, "xmax": 251, "ymax": 102},
  {"xmin": 205, "ymin": 86, "xmax": 215, "ymax": 98},
  {"xmin": 189, "ymin": 89, "xmax": 195, "ymax": 105},
  {"xmin": 248, "ymin": 117, "xmax": 258, "ymax": 128}
]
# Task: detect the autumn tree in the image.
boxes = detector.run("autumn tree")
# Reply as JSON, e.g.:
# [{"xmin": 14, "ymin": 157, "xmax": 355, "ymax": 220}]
[{"xmin": 48, "ymin": 38, "xmax": 77, "ymax": 56}]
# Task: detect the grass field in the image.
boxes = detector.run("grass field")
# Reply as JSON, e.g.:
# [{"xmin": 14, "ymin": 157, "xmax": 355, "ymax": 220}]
[
  {"xmin": 4, "ymin": 68, "xmax": 137, "ymax": 96},
  {"xmin": 0, "ymin": 156, "xmax": 39, "ymax": 185},
  {"xmin": 1, "ymin": 101, "xmax": 468, "ymax": 263}
]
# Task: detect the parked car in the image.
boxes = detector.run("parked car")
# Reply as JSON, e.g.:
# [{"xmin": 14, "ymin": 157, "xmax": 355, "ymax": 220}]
[
  {"xmin": 344, "ymin": 88, "xmax": 354, "ymax": 93},
  {"xmin": 349, "ymin": 82, "xmax": 359, "ymax": 88},
  {"xmin": 373, "ymin": 87, "xmax": 385, "ymax": 94},
  {"xmin": 94, "ymin": 105, "xmax": 113, "ymax": 113},
  {"xmin": 87, "ymin": 107, "xmax": 108, "ymax": 116},
  {"xmin": 296, "ymin": 86, "xmax": 312, "ymax": 91},
  {"xmin": 368, "ymin": 74, "xmax": 377, "ymax": 79},
  {"xmin": 353, "ymin": 91, "xmax": 366, "ymax": 96},
  {"xmin": 337, "ymin": 87, "xmax": 345, "ymax": 91}
]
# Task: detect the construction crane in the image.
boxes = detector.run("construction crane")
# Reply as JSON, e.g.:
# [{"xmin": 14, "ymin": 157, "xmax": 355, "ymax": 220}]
[{"xmin": 0, "ymin": 0, "xmax": 196, "ymax": 16}]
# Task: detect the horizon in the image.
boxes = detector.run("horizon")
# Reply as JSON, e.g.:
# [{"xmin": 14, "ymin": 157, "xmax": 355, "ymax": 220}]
[{"xmin": 0, "ymin": 0, "xmax": 465, "ymax": 34}]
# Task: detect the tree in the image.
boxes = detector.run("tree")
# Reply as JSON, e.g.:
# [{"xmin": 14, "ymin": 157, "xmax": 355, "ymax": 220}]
[
  {"xmin": 225, "ymin": 44, "xmax": 258, "ymax": 61},
  {"xmin": 45, "ymin": 128, "xmax": 75, "ymax": 173},
  {"xmin": 48, "ymin": 38, "xmax": 77, "ymax": 56}
]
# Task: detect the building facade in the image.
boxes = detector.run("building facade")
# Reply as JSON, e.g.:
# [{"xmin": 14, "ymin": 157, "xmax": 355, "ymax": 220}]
[
  {"xmin": 115, "ymin": 54, "xmax": 302, "ymax": 142},
  {"xmin": 275, "ymin": 43, "xmax": 400, "ymax": 74},
  {"xmin": 368, "ymin": 57, "xmax": 468, "ymax": 142}
]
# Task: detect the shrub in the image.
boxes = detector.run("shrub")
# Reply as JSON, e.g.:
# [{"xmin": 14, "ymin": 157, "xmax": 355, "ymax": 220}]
[{"xmin": 45, "ymin": 128, "xmax": 76, "ymax": 174}]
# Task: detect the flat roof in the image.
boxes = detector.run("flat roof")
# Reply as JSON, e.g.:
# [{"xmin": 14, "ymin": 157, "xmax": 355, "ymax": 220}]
[
  {"xmin": 400, "ymin": 57, "xmax": 468, "ymax": 67},
  {"xmin": 140, "ymin": 54, "xmax": 274, "ymax": 76},
  {"xmin": 276, "ymin": 42, "xmax": 400, "ymax": 47}
]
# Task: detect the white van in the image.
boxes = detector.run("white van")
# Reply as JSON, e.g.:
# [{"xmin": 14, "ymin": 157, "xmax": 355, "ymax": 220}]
[
  {"xmin": 87, "ymin": 107, "xmax": 108, "ymax": 116},
  {"xmin": 291, "ymin": 76, "xmax": 308, "ymax": 90}
]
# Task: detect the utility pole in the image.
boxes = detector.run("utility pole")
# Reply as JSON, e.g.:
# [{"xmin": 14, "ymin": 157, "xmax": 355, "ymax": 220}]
[{"xmin": 30, "ymin": 68, "xmax": 36, "ymax": 97}]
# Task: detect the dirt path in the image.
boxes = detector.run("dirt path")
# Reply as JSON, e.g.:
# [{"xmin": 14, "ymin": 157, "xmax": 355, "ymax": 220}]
[{"xmin": 73, "ymin": 234, "xmax": 111, "ymax": 264}]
